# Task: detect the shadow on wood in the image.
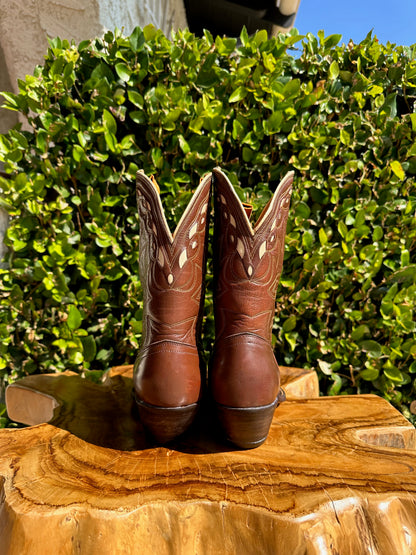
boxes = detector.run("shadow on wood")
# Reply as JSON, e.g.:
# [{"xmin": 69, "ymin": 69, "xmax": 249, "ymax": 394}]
[
  {"xmin": 4, "ymin": 365, "xmax": 319, "ymax": 451},
  {"xmin": 1, "ymin": 365, "xmax": 416, "ymax": 554}
]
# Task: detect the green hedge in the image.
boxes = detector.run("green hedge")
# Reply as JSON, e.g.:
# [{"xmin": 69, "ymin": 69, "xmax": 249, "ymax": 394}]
[{"xmin": 0, "ymin": 26, "xmax": 415, "ymax": 420}]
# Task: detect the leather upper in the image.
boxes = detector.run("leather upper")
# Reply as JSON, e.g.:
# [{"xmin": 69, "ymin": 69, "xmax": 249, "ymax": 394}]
[
  {"xmin": 134, "ymin": 172, "xmax": 211, "ymax": 407},
  {"xmin": 211, "ymin": 168, "xmax": 293, "ymax": 408}
]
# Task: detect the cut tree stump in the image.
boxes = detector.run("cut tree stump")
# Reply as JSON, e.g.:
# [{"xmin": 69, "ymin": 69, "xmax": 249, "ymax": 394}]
[{"xmin": 1, "ymin": 365, "xmax": 416, "ymax": 554}]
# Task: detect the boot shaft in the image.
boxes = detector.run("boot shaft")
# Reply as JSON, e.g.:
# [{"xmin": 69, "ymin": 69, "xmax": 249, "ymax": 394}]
[
  {"xmin": 136, "ymin": 172, "xmax": 212, "ymax": 347},
  {"xmin": 134, "ymin": 172, "xmax": 211, "ymax": 413},
  {"xmin": 212, "ymin": 168, "xmax": 293, "ymax": 344}
]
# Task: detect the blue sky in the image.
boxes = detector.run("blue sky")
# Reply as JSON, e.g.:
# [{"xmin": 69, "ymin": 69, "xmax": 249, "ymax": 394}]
[{"xmin": 294, "ymin": 0, "xmax": 416, "ymax": 47}]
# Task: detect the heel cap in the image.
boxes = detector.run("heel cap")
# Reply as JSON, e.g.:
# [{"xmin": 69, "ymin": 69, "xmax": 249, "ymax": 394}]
[
  {"xmin": 136, "ymin": 397, "xmax": 199, "ymax": 444},
  {"xmin": 215, "ymin": 392, "xmax": 285, "ymax": 449}
]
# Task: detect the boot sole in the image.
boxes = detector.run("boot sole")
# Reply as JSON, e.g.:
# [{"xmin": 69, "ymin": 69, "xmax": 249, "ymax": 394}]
[
  {"xmin": 215, "ymin": 389, "xmax": 286, "ymax": 449},
  {"xmin": 135, "ymin": 397, "xmax": 199, "ymax": 444}
]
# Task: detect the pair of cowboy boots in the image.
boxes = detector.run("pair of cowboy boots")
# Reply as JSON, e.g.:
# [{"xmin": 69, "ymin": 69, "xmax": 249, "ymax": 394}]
[{"xmin": 134, "ymin": 168, "xmax": 293, "ymax": 448}]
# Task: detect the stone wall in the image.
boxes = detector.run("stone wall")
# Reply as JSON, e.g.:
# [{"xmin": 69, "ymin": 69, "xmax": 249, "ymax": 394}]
[
  {"xmin": 0, "ymin": 0, "xmax": 187, "ymax": 121},
  {"xmin": 0, "ymin": 42, "xmax": 18, "ymax": 136},
  {"xmin": 0, "ymin": 0, "xmax": 188, "ymax": 256}
]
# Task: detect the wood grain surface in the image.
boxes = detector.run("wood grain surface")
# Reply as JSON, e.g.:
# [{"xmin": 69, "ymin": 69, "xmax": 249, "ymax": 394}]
[{"xmin": 1, "ymin": 366, "xmax": 416, "ymax": 554}]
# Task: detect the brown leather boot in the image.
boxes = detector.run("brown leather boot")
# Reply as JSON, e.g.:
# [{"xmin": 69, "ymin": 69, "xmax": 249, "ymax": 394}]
[
  {"xmin": 134, "ymin": 171, "xmax": 211, "ymax": 443},
  {"xmin": 211, "ymin": 168, "xmax": 293, "ymax": 449}
]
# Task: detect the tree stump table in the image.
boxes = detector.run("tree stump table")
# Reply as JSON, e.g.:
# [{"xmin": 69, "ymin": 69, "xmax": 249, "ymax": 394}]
[{"xmin": 1, "ymin": 365, "xmax": 416, "ymax": 554}]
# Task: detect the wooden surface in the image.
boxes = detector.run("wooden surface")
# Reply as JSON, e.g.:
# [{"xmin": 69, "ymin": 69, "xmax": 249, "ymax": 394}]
[{"xmin": 1, "ymin": 366, "xmax": 416, "ymax": 554}]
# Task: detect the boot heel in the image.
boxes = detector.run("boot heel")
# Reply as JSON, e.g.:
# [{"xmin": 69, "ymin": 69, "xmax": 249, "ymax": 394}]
[
  {"xmin": 136, "ymin": 398, "xmax": 199, "ymax": 444},
  {"xmin": 215, "ymin": 392, "xmax": 285, "ymax": 449}
]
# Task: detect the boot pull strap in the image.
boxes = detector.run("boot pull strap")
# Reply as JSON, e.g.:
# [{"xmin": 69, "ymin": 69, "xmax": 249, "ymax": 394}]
[
  {"xmin": 242, "ymin": 203, "xmax": 253, "ymax": 220},
  {"xmin": 150, "ymin": 175, "xmax": 160, "ymax": 194}
]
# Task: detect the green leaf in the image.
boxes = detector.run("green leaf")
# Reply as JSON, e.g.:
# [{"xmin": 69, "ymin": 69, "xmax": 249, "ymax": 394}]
[
  {"xmin": 383, "ymin": 366, "xmax": 404, "ymax": 383},
  {"xmin": 410, "ymin": 113, "xmax": 416, "ymax": 132},
  {"xmin": 318, "ymin": 359, "xmax": 333, "ymax": 375},
  {"xmin": 242, "ymin": 146, "xmax": 253, "ymax": 162},
  {"xmin": 294, "ymin": 202, "xmax": 310, "ymax": 219},
  {"xmin": 143, "ymin": 24, "xmax": 157, "ymax": 41},
  {"xmin": 178, "ymin": 135, "xmax": 190, "ymax": 154},
  {"xmin": 81, "ymin": 336, "xmax": 97, "ymax": 362},
  {"xmin": 382, "ymin": 282, "xmax": 398, "ymax": 302},
  {"xmin": 0, "ymin": 91, "xmax": 20, "ymax": 111},
  {"xmin": 319, "ymin": 228, "xmax": 328, "ymax": 245},
  {"xmin": 284, "ymin": 332, "xmax": 298, "ymax": 351},
  {"xmin": 91, "ymin": 151, "xmax": 109, "ymax": 162},
  {"xmin": 302, "ymin": 230, "xmax": 314, "ymax": 250},
  {"xmin": 324, "ymin": 34, "xmax": 342, "ymax": 48},
  {"xmin": 282, "ymin": 314, "xmax": 297, "ymax": 332},
  {"xmin": 372, "ymin": 226, "xmax": 383, "ymax": 241},
  {"xmin": 71, "ymin": 351, "xmax": 84, "ymax": 365},
  {"xmin": 103, "ymin": 109, "xmax": 117, "ymax": 135},
  {"xmin": 338, "ymin": 221, "xmax": 348, "ymax": 239},
  {"xmin": 328, "ymin": 373, "xmax": 343, "ymax": 395},
  {"xmin": 263, "ymin": 111, "xmax": 283, "ymax": 135},
  {"xmin": 67, "ymin": 306, "xmax": 82, "ymax": 330},
  {"xmin": 359, "ymin": 340, "xmax": 382, "ymax": 358},
  {"xmin": 104, "ymin": 131, "xmax": 117, "ymax": 152},
  {"xmin": 351, "ymin": 325, "xmax": 370, "ymax": 342},
  {"xmin": 254, "ymin": 29, "xmax": 268, "ymax": 46},
  {"xmin": 129, "ymin": 27, "xmax": 145, "ymax": 52},
  {"xmin": 229, "ymin": 86, "xmax": 248, "ymax": 103},
  {"xmin": 368, "ymin": 85, "xmax": 384, "ymax": 97},
  {"xmin": 329, "ymin": 60, "xmax": 339, "ymax": 80},
  {"xmin": 360, "ymin": 367, "xmax": 379, "ymax": 381},
  {"xmin": 115, "ymin": 63, "xmax": 131, "ymax": 82},
  {"xmin": 128, "ymin": 90, "xmax": 144, "ymax": 108},
  {"xmin": 283, "ymin": 79, "xmax": 300, "ymax": 98},
  {"xmin": 72, "ymin": 144, "xmax": 85, "ymax": 162},
  {"xmin": 96, "ymin": 348, "xmax": 114, "ymax": 362},
  {"xmin": 215, "ymin": 36, "xmax": 237, "ymax": 55},
  {"xmin": 130, "ymin": 110, "xmax": 146, "ymax": 124},
  {"xmin": 151, "ymin": 147, "xmax": 163, "ymax": 169},
  {"xmin": 340, "ymin": 129, "xmax": 350, "ymax": 145},
  {"xmin": 240, "ymin": 26, "xmax": 249, "ymax": 46},
  {"xmin": 36, "ymin": 130, "xmax": 48, "ymax": 153},
  {"xmin": 390, "ymin": 160, "xmax": 405, "ymax": 180}
]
